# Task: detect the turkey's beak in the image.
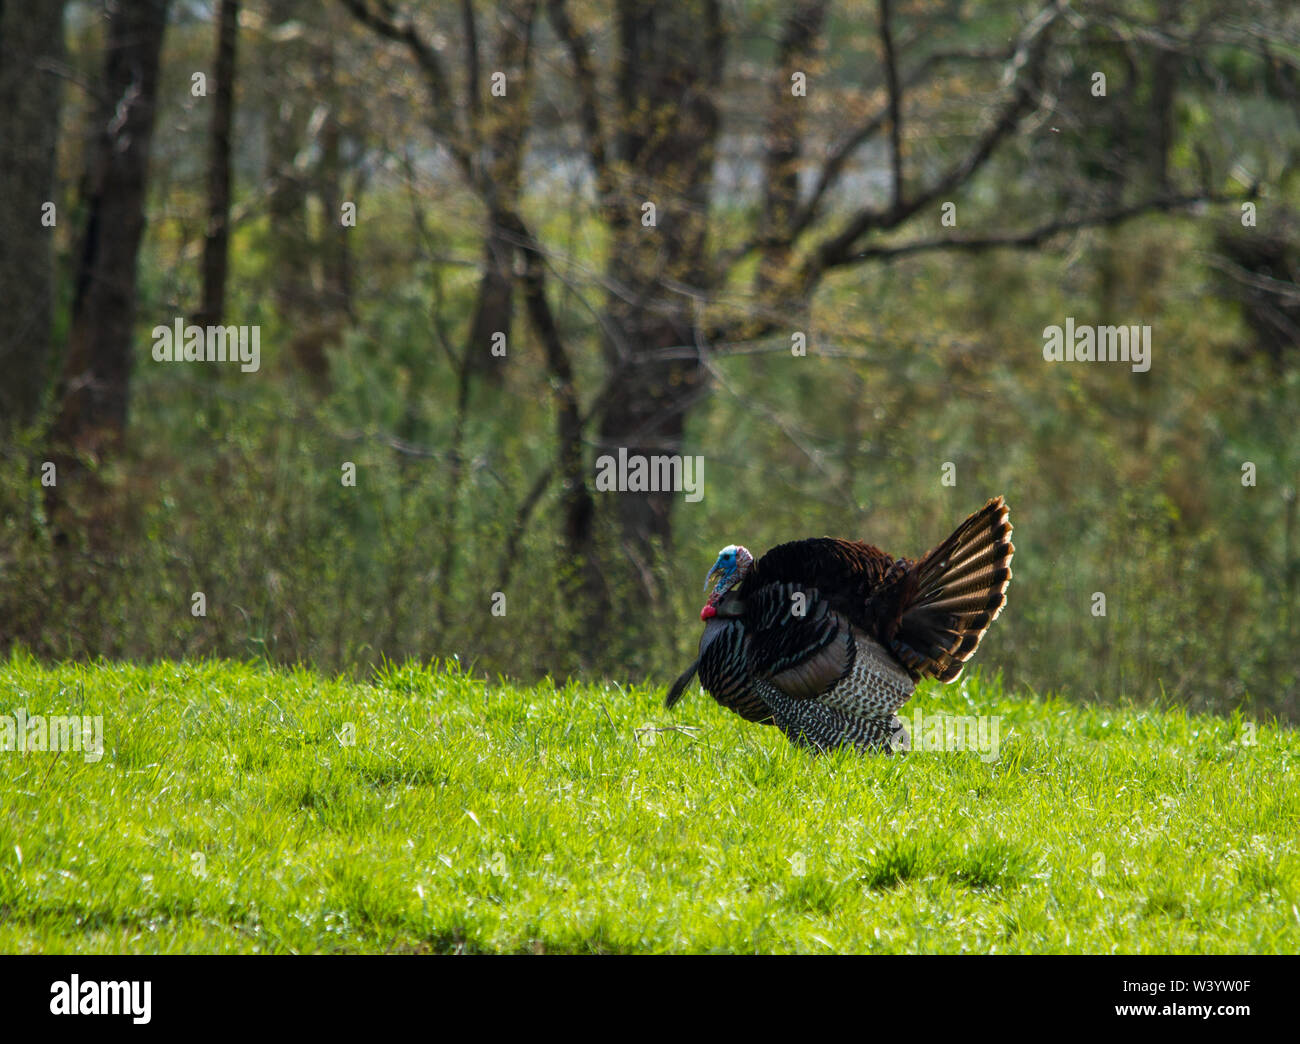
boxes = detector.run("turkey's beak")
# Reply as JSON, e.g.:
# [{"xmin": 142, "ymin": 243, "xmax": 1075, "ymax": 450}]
[{"xmin": 703, "ymin": 563, "xmax": 726, "ymax": 596}]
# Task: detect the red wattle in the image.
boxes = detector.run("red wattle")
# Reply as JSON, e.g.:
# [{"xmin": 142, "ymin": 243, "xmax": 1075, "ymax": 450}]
[{"xmin": 700, "ymin": 604, "xmax": 716, "ymax": 620}]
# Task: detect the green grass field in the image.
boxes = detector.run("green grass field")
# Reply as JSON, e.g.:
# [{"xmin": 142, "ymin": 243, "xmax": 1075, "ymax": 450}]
[{"xmin": 1, "ymin": 653, "xmax": 1296, "ymax": 954}]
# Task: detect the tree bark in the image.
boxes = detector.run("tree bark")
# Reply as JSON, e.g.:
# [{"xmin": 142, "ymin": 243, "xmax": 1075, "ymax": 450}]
[
  {"xmin": 0, "ymin": 0, "xmax": 66, "ymax": 436},
  {"xmin": 314, "ymin": 13, "xmax": 356, "ymax": 326},
  {"xmin": 265, "ymin": 0, "xmax": 315, "ymax": 363},
  {"xmin": 464, "ymin": 0, "xmax": 539, "ymax": 382},
  {"xmin": 756, "ymin": 0, "xmax": 828, "ymax": 292},
  {"xmin": 51, "ymin": 0, "xmax": 170, "ymax": 462},
  {"xmin": 196, "ymin": 0, "xmax": 240, "ymax": 328},
  {"xmin": 196, "ymin": 0, "xmax": 239, "ymax": 328},
  {"xmin": 317, "ymin": 96, "xmax": 354, "ymax": 321},
  {"xmin": 598, "ymin": 0, "xmax": 724, "ymax": 563}
]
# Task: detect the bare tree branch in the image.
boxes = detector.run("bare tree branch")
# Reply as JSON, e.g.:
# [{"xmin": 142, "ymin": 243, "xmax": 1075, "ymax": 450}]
[
  {"xmin": 754, "ymin": 0, "xmax": 829, "ymax": 292},
  {"xmin": 498, "ymin": 211, "xmax": 594, "ymax": 559},
  {"xmin": 809, "ymin": 0, "xmax": 1066, "ymax": 276},
  {"xmin": 720, "ymin": 45, "xmax": 1019, "ymax": 276},
  {"xmin": 338, "ymin": 0, "xmax": 473, "ymax": 178},
  {"xmin": 878, "ymin": 0, "xmax": 902, "ymax": 212},
  {"xmin": 460, "ymin": 0, "xmax": 482, "ymax": 148},
  {"xmin": 811, "ymin": 192, "xmax": 1247, "ymax": 264},
  {"xmin": 545, "ymin": 0, "xmax": 614, "ymax": 211},
  {"xmin": 490, "ymin": 460, "xmax": 555, "ymax": 596}
]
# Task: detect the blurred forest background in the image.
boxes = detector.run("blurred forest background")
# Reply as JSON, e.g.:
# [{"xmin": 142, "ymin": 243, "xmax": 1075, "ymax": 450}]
[{"xmin": 1, "ymin": 0, "xmax": 1298, "ymax": 719}]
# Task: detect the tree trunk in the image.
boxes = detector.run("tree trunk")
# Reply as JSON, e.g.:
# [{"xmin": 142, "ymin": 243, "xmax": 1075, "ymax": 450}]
[
  {"xmin": 0, "ymin": 0, "xmax": 66, "ymax": 436},
  {"xmin": 464, "ymin": 230, "xmax": 516, "ymax": 381},
  {"xmin": 196, "ymin": 0, "xmax": 239, "ymax": 328},
  {"xmin": 756, "ymin": 0, "xmax": 828, "ymax": 292},
  {"xmin": 1144, "ymin": 0, "xmax": 1180, "ymax": 195},
  {"xmin": 598, "ymin": 0, "xmax": 724, "ymax": 563},
  {"xmin": 315, "ymin": 23, "xmax": 354, "ymax": 326},
  {"xmin": 264, "ymin": 0, "xmax": 317, "ymax": 374},
  {"xmin": 51, "ymin": 0, "xmax": 169, "ymax": 463},
  {"xmin": 317, "ymin": 100, "xmax": 354, "ymax": 322},
  {"xmin": 464, "ymin": 0, "xmax": 539, "ymax": 382}
]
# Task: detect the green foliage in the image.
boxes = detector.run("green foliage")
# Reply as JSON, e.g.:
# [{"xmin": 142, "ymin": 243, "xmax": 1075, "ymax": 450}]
[
  {"xmin": 0, "ymin": 657, "xmax": 1294, "ymax": 954},
  {"xmin": 7, "ymin": 2, "xmax": 1299, "ymax": 715},
  {"xmin": 3, "ymin": 211, "xmax": 1297, "ymax": 717}
]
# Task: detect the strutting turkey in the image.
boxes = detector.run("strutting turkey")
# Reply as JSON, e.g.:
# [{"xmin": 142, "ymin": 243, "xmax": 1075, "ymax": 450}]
[{"xmin": 665, "ymin": 497, "xmax": 1014, "ymax": 753}]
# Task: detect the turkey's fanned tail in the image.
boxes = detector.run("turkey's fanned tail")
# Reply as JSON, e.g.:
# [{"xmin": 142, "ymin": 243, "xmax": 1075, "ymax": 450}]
[
  {"xmin": 665, "ymin": 658, "xmax": 700, "ymax": 708},
  {"xmin": 889, "ymin": 496, "xmax": 1014, "ymax": 681}
]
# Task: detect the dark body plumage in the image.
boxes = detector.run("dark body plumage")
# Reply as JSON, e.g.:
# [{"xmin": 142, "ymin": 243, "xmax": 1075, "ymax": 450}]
[{"xmin": 667, "ymin": 497, "xmax": 1014, "ymax": 753}]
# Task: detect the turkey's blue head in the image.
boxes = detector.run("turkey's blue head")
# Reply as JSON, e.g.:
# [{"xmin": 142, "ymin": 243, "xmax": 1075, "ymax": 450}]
[{"xmin": 700, "ymin": 544, "xmax": 753, "ymax": 620}]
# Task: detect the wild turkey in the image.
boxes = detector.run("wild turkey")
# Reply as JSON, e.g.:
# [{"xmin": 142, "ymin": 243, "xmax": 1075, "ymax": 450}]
[{"xmin": 665, "ymin": 497, "xmax": 1014, "ymax": 753}]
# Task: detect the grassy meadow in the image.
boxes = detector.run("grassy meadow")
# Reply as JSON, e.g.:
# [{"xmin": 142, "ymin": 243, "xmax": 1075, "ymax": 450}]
[{"xmin": 1, "ymin": 654, "xmax": 1295, "ymax": 954}]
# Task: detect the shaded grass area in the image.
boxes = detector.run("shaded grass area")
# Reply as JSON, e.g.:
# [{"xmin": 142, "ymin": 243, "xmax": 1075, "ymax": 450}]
[{"xmin": 1, "ymin": 654, "xmax": 1295, "ymax": 953}]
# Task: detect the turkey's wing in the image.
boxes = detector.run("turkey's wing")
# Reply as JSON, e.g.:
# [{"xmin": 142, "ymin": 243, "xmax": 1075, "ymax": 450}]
[{"xmin": 746, "ymin": 583, "xmax": 853, "ymax": 701}]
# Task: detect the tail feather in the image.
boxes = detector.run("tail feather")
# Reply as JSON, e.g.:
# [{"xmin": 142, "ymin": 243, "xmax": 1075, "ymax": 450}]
[
  {"xmin": 929, "ymin": 543, "xmax": 1004, "ymax": 588},
  {"xmin": 889, "ymin": 497, "xmax": 1014, "ymax": 681},
  {"xmin": 665, "ymin": 658, "xmax": 700, "ymax": 708}
]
